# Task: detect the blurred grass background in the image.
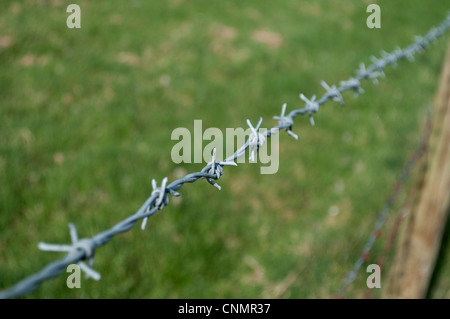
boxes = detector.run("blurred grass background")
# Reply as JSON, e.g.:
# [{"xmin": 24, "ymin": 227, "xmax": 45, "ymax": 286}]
[{"xmin": 0, "ymin": 0, "xmax": 449, "ymax": 298}]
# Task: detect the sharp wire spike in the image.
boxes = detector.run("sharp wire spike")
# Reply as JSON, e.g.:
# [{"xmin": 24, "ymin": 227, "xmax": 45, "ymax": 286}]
[
  {"xmin": 141, "ymin": 177, "xmax": 171, "ymax": 230},
  {"xmin": 273, "ymin": 103, "xmax": 298, "ymax": 139},
  {"xmin": 300, "ymin": 94, "xmax": 319, "ymax": 126},
  {"xmin": 38, "ymin": 224, "xmax": 100, "ymax": 280},
  {"xmin": 320, "ymin": 81, "xmax": 344, "ymax": 106},
  {"xmin": 246, "ymin": 118, "xmax": 266, "ymax": 162}
]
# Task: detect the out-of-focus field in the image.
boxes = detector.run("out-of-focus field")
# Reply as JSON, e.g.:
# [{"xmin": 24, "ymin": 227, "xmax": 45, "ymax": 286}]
[{"xmin": 0, "ymin": 0, "xmax": 448, "ymax": 298}]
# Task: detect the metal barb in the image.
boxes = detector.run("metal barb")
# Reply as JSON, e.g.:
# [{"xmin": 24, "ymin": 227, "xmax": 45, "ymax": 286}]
[
  {"xmin": 340, "ymin": 77, "xmax": 365, "ymax": 97},
  {"xmin": 141, "ymin": 177, "xmax": 180, "ymax": 230},
  {"xmin": 299, "ymin": 94, "xmax": 319, "ymax": 126},
  {"xmin": 273, "ymin": 103, "xmax": 298, "ymax": 139},
  {"xmin": 321, "ymin": 81, "xmax": 345, "ymax": 106},
  {"xmin": 357, "ymin": 62, "xmax": 385, "ymax": 84},
  {"xmin": 205, "ymin": 148, "xmax": 237, "ymax": 190},
  {"xmin": 246, "ymin": 118, "xmax": 265, "ymax": 162},
  {"xmin": 38, "ymin": 223, "xmax": 100, "ymax": 280},
  {"xmin": 381, "ymin": 50, "xmax": 398, "ymax": 67}
]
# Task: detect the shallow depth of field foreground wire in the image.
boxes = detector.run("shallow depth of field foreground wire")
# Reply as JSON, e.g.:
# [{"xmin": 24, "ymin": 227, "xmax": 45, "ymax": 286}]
[{"xmin": 1, "ymin": 12, "xmax": 449, "ymax": 299}]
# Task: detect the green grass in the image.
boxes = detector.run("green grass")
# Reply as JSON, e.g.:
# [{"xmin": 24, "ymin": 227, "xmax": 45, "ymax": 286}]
[{"xmin": 0, "ymin": 0, "xmax": 449, "ymax": 298}]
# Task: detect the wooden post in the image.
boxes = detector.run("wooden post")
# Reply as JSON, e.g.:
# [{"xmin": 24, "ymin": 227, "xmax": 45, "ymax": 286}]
[{"xmin": 384, "ymin": 43, "xmax": 450, "ymax": 299}]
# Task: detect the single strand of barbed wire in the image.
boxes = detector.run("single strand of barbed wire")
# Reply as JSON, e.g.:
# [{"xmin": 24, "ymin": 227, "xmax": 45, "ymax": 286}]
[
  {"xmin": 125, "ymin": 205, "xmax": 160, "ymax": 225},
  {"xmin": 91, "ymin": 207, "xmax": 160, "ymax": 247},
  {"xmin": 337, "ymin": 84, "xmax": 354, "ymax": 94},
  {"xmin": 287, "ymin": 106, "xmax": 314, "ymax": 118},
  {"xmin": 316, "ymin": 95, "xmax": 328, "ymax": 105},
  {"xmin": 362, "ymin": 234, "xmax": 377, "ymax": 253},
  {"xmin": 166, "ymin": 172, "xmax": 213, "ymax": 192},
  {"xmin": 350, "ymin": 258, "xmax": 364, "ymax": 279},
  {"xmin": 129, "ymin": 193, "xmax": 158, "ymax": 218},
  {"xmin": 224, "ymin": 140, "xmax": 250, "ymax": 162},
  {"xmin": 125, "ymin": 207, "xmax": 159, "ymax": 229},
  {"xmin": 338, "ymin": 268, "xmax": 361, "ymax": 296},
  {"xmin": 374, "ymin": 207, "xmax": 389, "ymax": 227},
  {"xmin": 341, "ymin": 257, "xmax": 365, "ymax": 290},
  {"xmin": 0, "ymin": 250, "xmax": 84, "ymax": 299},
  {"xmin": 230, "ymin": 146, "xmax": 246, "ymax": 161},
  {"xmin": 339, "ymin": 206, "xmax": 390, "ymax": 296},
  {"xmin": 374, "ymin": 215, "xmax": 389, "ymax": 232},
  {"xmin": 91, "ymin": 210, "xmax": 152, "ymax": 246},
  {"xmin": 262, "ymin": 126, "xmax": 281, "ymax": 138}
]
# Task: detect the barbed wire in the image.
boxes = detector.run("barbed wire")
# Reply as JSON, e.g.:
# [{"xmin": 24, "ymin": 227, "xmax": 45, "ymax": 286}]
[
  {"xmin": 336, "ymin": 110, "xmax": 433, "ymax": 298},
  {"xmin": 360, "ymin": 112, "xmax": 433, "ymax": 299},
  {"xmin": 363, "ymin": 187, "xmax": 416, "ymax": 299},
  {"xmin": 1, "ymin": 12, "xmax": 449, "ymax": 299}
]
